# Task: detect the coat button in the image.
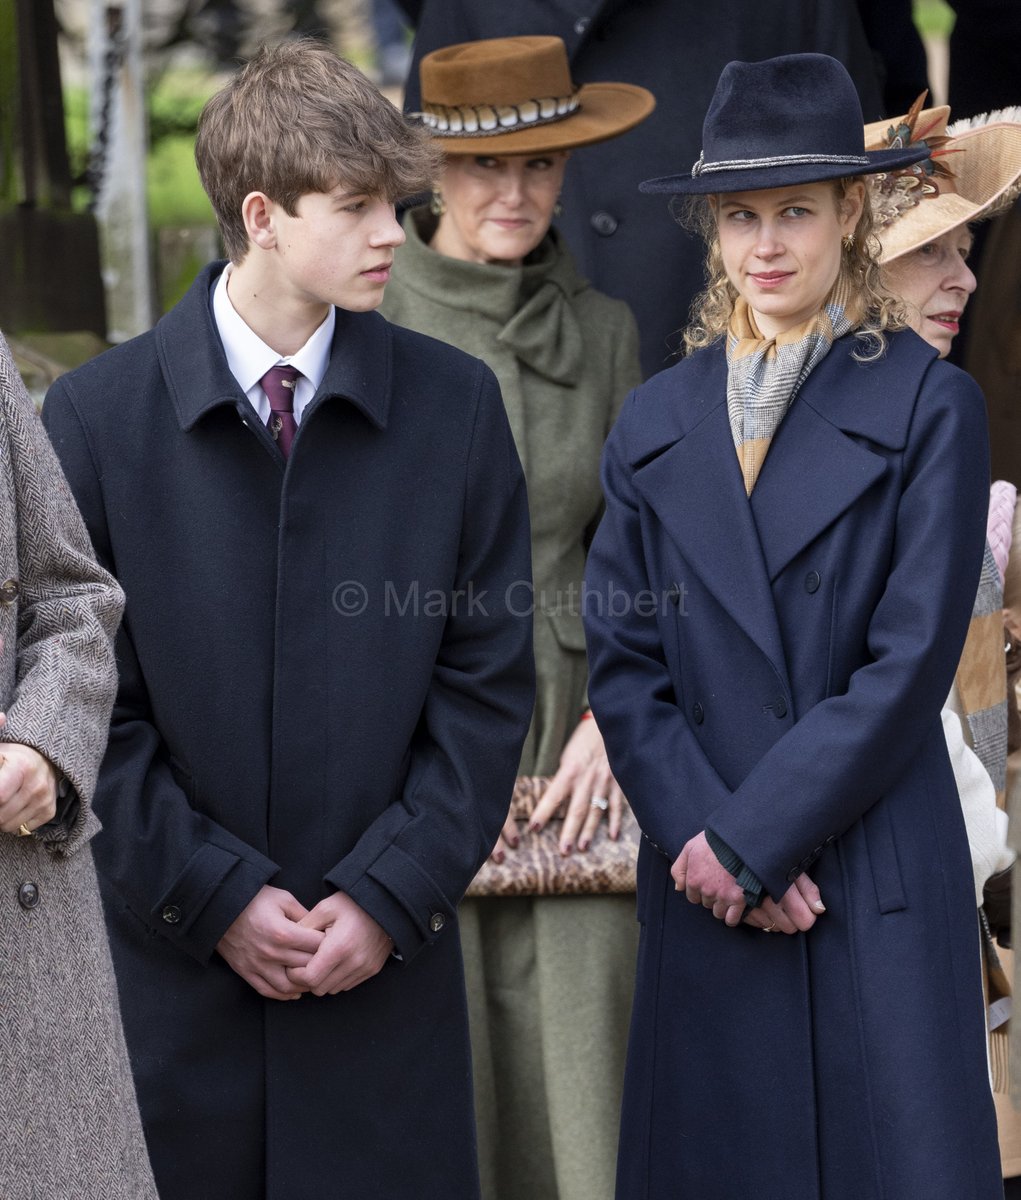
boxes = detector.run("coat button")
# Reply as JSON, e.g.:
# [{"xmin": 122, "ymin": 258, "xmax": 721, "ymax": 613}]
[
  {"xmin": 666, "ymin": 583, "xmax": 681, "ymax": 606},
  {"xmin": 774, "ymin": 697, "xmax": 788, "ymax": 718},
  {"xmin": 805, "ymin": 570, "xmax": 821, "ymax": 594},
  {"xmin": 574, "ymin": 16, "xmax": 590, "ymax": 33},
  {"xmin": 161, "ymin": 904, "xmax": 182, "ymax": 925},
  {"xmin": 590, "ymin": 211, "xmax": 619, "ymax": 237},
  {"xmin": 0, "ymin": 578, "xmax": 18, "ymax": 604},
  {"xmin": 429, "ymin": 913, "xmax": 445, "ymax": 933},
  {"xmin": 692, "ymin": 701, "xmax": 704, "ymax": 725},
  {"xmin": 18, "ymin": 881, "xmax": 40, "ymax": 910}
]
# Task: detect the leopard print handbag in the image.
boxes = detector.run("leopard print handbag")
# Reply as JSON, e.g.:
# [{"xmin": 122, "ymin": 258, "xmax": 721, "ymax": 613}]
[{"xmin": 466, "ymin": 776, "xmax": 639, "ymax": 897}]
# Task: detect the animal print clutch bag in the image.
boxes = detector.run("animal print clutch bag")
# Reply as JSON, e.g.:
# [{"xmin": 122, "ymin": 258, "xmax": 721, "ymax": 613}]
[{"xmin": 466, "ymin": 776, "xmax": 639, "ymax": 897}]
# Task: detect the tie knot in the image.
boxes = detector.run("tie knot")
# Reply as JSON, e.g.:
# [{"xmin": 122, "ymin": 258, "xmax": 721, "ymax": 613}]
[{"xmin": 261, "ymin": 365, "xmax": 301, "ymax": 415}]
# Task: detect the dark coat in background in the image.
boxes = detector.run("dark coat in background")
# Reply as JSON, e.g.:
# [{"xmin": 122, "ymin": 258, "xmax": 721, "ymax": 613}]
[
  {"xmin": 583, "ymin": 330, "xmax": 1002, "ymax": 1199},
  {"xmin": 42, "ymin": 264, "xmax": 535, "ymax": 1200},
  {"xmin": 400, "ymin": 0, "xmax": 886, "ymax": 378}
]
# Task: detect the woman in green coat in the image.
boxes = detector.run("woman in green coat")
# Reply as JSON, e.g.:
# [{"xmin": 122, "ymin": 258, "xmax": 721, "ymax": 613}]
[{"xmin": 380, "ymin": 35, "xmax": 654, "ymax": 1200}]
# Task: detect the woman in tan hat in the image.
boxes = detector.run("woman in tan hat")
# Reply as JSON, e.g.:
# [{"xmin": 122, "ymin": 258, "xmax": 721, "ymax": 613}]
[
  {"xmin": 380, "ymin": 34, "xmax": 653, "ymax": 1200},
  {"xmin": 865, "ymin": 99, "xmax": 1021, "ymax": 1194}
]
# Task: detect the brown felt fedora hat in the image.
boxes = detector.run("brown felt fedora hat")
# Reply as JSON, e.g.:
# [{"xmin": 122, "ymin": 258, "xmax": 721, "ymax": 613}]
[
  {"xmin": 864, "ymin": 98, "xmax": 1021, "ymax": 262},
  {"xmin": 414, "ymin": 35, "xmax": 655, "ymax": 155}
]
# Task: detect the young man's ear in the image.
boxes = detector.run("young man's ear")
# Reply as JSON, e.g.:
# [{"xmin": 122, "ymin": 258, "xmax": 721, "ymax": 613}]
[{"xmin": 242, "ymin": 192, "xmax": 277, "ymax": 250}]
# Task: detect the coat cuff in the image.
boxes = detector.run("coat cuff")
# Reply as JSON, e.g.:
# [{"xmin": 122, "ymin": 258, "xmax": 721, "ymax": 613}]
[
  {"xmin": 326, "ymin": 842, "xmax": 456, "ymax": 963},
  {"xmin": 150, "ymin": 843, "xmax": 278, "ymax": 964}
]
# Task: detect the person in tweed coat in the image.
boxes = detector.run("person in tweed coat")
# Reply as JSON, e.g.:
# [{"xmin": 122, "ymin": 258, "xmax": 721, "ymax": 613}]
[{"xmin": 0, "ymin": 332, "xmax": 156, "ymax": 1200}]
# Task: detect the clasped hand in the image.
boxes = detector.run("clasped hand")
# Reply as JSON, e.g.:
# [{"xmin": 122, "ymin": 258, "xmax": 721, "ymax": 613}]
[
  {"xmin": 672, "ymin": 831, "xmax": 825, "ymax": 934},
  {"xmin": 217, "ymin": 885, "xmax": 393, "ymax": 1001},
  {"xmin": 0, "ymin": 738, "xmax": 60, "ymax": 836}
]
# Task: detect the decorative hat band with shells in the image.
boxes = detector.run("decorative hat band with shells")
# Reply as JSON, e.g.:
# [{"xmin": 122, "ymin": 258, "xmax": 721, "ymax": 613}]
[
  {"xmin": 413, "ymin": 36, "xmax": 655, "ymax": 153},
  {"xmin": 418, "ymin": 91, "xmax": 582, "ymax": 138}
]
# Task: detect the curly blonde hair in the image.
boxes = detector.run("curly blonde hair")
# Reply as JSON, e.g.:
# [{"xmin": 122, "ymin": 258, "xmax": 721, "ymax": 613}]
[{"xmin": 677, "ymin": 179, "xmax": 909, "ymax": 360}]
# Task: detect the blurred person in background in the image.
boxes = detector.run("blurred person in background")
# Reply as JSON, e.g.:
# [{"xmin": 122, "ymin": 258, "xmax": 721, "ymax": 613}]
[{"xmin": 865, "ymin": 96, "xmax": 1021, "ymax": 1194}]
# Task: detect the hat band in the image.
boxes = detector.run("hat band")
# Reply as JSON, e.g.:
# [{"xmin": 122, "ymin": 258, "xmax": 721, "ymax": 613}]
[
  {"xmin": 691, "ymin": 150, "xmax": 871, "ymax": 176},
  {"xmin": 418, "ymin": 91, "xmax": 581, "ymax": 138}
]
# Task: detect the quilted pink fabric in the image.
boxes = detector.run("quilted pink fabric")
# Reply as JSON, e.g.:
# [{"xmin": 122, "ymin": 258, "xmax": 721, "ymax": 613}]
[{"xmin": 987, "ymin": 479, "xmax": 1017, "ymax": 586}]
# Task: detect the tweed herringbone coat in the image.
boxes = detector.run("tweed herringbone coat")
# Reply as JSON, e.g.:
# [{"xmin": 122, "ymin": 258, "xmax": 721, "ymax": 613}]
[{"xmin": 0, "ymin": 334, "xmax": 155, "ymax": 1199}]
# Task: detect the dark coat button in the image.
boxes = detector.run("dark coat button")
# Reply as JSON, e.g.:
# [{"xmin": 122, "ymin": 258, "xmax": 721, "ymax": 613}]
[
  {"xmin": 574, "ymin": 16, "xmax": 590, "ymax": 33},
  {"xmin": 591, "ymin": 211, "xmax": 619, "ymax": 236},
  {"xmin": 666, "ymin": 583, "xmax": 681, "ymax": 606},
  {"xmin": 0, "ymin": 578, "xmax": 19, "ymax": 604},
  {"xmin": 692, "ymin": 702, "xmax": 704, "ymax": 725},
  {"xmin": 18, "ymin": 881, "xmax": 40, "ymax": 910},
  {"xmin": 429, "ymin": 913, "xmax": 445, "ymax": 933},
  {"xmin": 162, "ymin": 904, "xmax": 182, "ymax": 925},
  {"xmin": 805, "ymin": 571, "xmax": 821, "ymax": 594},
  {"xmin": 774, "ymin": 697, "xmax": 788, "ymax": 718}
]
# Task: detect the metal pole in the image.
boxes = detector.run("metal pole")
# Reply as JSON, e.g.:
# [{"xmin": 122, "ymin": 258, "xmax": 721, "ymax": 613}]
[{"xmin": 88, "ymin": 0, "xmax": 154, "ymax": 341}]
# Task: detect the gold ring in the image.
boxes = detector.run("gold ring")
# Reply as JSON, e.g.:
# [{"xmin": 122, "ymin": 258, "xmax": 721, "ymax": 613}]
[
  {"xmin": 763, "ymin": 921, "xmax": 776, "ymax": 933},
  {"xmin": 16, "ymin": 823, "xmax": 30, "ymax": 837}
]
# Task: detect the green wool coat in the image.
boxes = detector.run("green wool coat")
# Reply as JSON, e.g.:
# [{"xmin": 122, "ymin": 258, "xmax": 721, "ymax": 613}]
[
  {"xmin": 382, "ymin": 210, "xmax": 643, "ymax": 1200},
  {"xmin": 381, "ymin": 209, "xmax": 641, "ymax": 774}
]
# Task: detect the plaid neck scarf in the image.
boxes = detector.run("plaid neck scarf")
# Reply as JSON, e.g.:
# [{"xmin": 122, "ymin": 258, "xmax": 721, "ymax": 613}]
[{"xmin": 725, "ymin": 275, "xmax": 858, "ymax": 495}]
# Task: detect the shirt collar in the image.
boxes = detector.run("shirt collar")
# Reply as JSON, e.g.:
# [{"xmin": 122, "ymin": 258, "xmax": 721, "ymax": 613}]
[{"xmin": 212, "ymin": 262, "xmax": 335, "ymax": 393}]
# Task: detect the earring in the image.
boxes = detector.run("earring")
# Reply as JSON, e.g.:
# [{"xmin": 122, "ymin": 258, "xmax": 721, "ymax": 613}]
[
  {"xmin": 842, "ymin": 234, "xmax": 854, "ymax": 252},
  {"xmin": 430, "ymin": 189, "xmax": 446, "ymax": 217},
  {"xmin": 553, "ymin": 197, "xmax": 564, "ymax": 218}
]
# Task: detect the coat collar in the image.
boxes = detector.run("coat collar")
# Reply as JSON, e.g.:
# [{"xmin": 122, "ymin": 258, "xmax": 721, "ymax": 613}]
[
  {"xmin": 627, "ymin": 331, "xmax": 935, "ymax": 679},
  {"xmin": 158, "ymin": 262, "xmax": 393, "ymax": 432}
]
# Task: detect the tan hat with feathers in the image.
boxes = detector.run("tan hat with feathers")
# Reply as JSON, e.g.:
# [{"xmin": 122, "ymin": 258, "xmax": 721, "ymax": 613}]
[{"xmin": 864, "ymin": 94, "xmax": 1021, "ymax": 263}]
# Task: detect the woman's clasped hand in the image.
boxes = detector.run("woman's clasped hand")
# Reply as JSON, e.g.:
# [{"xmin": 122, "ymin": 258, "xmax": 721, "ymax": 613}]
[{"xmin": 671, "ymin": 830, "xmax": 825, "ymax": 932}]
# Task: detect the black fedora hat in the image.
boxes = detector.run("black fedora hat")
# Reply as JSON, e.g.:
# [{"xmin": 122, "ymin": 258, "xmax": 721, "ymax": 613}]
[{"xmin": 641, "ymin": 53, "xmax": 929, "ymax": 195}]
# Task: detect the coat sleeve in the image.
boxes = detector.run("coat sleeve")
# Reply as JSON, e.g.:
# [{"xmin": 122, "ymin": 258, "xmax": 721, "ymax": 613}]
[
  {"xmin": 584, "ymin": 392, "xmax": 733, "ymax": 856},
  {"xmin": 324, "ymin": 364, "xmax": 535, "ymax": 962},
  {"xmin": 42, "ymin": 375, "xmax": 279, "ymax": 963},
  {"xmin": 0, "ymin": 335, "xmax": 124, "ymax": 855},
  {"xmin": 707, "ymin": 366, "xmax": 991, "ymax": 901}
]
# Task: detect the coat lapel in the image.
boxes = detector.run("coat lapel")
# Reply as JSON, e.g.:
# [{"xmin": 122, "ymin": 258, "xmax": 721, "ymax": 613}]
[{"xmin": 630, "ymin": 350, "xmax": 790, "ymax": 689}]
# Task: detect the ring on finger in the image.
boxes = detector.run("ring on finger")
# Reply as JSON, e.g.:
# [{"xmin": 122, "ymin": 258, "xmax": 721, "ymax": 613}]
[
  {"xmin": 763, "ymin": 920, "xmax": 777, "ymax": 933},
  {"xmin": 589, "ymin": 795, "xmax": 609, "ymax": 811},
  {"xmin": 16, "ymin": 823, "xmax": 30, "ymax": 837}
]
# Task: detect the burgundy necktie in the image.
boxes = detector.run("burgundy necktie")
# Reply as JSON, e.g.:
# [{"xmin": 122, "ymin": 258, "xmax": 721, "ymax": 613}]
[{"xmin": 260, "ymin": 365, "xmax": 301, "ymax": 458}]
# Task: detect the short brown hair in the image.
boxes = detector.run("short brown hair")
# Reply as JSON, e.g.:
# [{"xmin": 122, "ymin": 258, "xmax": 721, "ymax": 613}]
[{"xmin": 196, "ymin": 38, "xmax": 440, "ymax": 262}]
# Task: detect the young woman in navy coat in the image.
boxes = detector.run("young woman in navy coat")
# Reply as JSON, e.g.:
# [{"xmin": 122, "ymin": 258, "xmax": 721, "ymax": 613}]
[{"xmin": 583, "ymin": 54, "xmax": 1005, "ymax": 1199}]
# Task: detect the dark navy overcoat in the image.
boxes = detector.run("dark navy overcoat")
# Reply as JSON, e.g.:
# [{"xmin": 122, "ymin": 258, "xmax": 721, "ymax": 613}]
[
  {"xmin": 583, "ymin": 330, "xmax": 1003, "ymax": 1199},
  {"xmin": 42, "ymin": 264, "xmax": 535, "ymax": 1200}
]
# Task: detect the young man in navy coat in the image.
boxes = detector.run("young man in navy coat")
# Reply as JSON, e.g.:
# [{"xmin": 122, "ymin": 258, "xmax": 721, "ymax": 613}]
[{"xmin": 42, "ymin": 40, "xmax": 534, "ymax": 1200}]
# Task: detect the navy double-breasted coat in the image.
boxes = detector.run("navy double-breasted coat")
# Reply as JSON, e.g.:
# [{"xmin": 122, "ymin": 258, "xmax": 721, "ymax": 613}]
[
  {"xmin": 42, "ymin": 264, "xmax": 535, "ymax": 1200},
  {"xmin": 583, "ymin": 330, "xmax": 1003, "ymax": 1199}
]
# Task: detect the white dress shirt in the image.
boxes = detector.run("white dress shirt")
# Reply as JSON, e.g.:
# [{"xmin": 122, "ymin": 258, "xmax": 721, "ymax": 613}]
[{"xmin": 212, "ymin": 262, "xmax": 335, "ymax": 425}]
